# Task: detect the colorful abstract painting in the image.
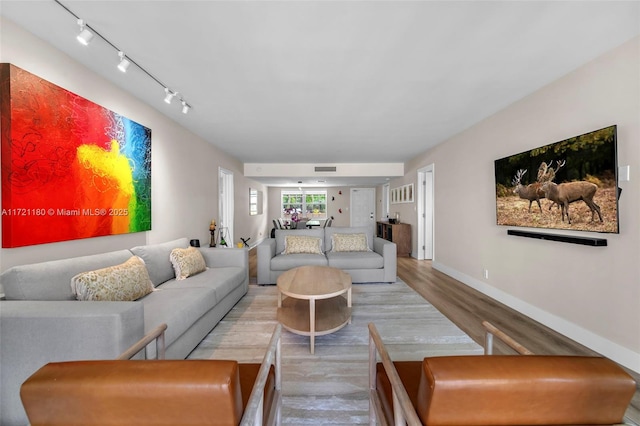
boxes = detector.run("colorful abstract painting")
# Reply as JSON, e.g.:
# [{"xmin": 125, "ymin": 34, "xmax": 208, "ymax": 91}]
[{"xmin": 1, "ymin": 64, "xmax": 151, "ymax": 248}]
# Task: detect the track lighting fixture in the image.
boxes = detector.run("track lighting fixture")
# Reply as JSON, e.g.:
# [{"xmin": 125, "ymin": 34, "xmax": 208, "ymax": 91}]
[
  {"xmin": 164, "ymin": 88, "xmax": 176, "ymax": 104},
  {"xmin": 117, "ymin": 51, "xmax": 130, "ymax": 73},
  {"xmin": 57, "ymin": 1, "xmax": 192, "ymax": 114},
  {"xmin": 76, "ymin": 19, "xmax": 94, "ymax": 45}
]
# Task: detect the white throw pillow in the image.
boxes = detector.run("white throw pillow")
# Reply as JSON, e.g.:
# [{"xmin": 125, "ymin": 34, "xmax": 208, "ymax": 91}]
[
  {"xmin": 283, "ymin": 235, "xmax": 323, "ymax": 255},
  {"xmin": 332, "ymin": 233, "xmax": 369, "ymax": 252},
  {"xmin": 170, "ymin": 247, "xmax": 207, "ymax": 280},
  {"xmin": 71, "ymin": 256, "xmax": 154, "ymax": 301}
]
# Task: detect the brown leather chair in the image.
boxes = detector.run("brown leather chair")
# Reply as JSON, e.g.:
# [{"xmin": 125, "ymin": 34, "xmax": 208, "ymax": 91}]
[
  {"xmin": 21, "ymin": 324, "xmax": 282, "ymax": 426},
  {"xmin": 368, "ymin": 322, "xmax": 636, "ymax": 426}
]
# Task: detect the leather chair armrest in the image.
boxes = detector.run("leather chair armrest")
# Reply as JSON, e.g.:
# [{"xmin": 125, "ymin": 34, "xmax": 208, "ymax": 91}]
[
  {"xmin": 21, "ymin": 360, "xmax": 244, "ymax": 426},
  {"xmin": 417, "ymin": 355, "xmax": 636, "ymax": 425}
]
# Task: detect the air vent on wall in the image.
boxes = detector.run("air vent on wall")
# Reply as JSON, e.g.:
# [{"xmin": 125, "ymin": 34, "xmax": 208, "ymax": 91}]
[{"xmin": 315, "ymin": 166, "xmax": 337, "ymax": 172}]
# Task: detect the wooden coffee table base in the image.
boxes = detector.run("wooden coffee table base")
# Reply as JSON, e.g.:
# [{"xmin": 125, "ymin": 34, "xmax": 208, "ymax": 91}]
[{"xmin": 276, "ymin": 266, "xmax": 352, "ymax": 354}]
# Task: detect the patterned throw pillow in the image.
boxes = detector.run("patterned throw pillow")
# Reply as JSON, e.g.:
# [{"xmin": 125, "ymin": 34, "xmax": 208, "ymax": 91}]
[
  {"xmin": 283, "ymin": 235, "xmax": 323, "ymax": 255},
  {"xmin": 170, "ymin": 247, "xmax": 207, "ymax": 280},
  {"xmin": 71, "ymin": 256, "xmax": 154, "ymax": 301},
  {"xmin": 332, "ymin": 233, "xmax": 369, "ymax": 252}
]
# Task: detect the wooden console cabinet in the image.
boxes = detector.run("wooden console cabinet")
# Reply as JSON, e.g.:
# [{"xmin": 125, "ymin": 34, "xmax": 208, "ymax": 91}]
[{"xmin": 376, "ymin": 221, "xmax": 411, "ymax": 257}]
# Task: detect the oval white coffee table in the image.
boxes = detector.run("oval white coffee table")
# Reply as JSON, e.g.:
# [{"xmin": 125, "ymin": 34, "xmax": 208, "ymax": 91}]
[{"xmin": 277, "ymin": 265, "xmax": 352, "ymax": 354}]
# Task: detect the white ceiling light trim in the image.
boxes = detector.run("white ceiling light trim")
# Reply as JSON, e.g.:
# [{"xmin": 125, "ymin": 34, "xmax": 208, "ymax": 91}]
[
  {"xmin": 117, "ymin": 51, "xmax": 130, "ymax": 73},
  {"xmin": 75, "ymin": 19, "xmax": 93, "ymax": 45}
]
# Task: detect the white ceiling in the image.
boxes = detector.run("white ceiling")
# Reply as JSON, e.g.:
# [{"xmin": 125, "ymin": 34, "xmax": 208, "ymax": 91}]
[{"xmin": 1, "ymin": 1, "xmax": 639, "ymax": 186}]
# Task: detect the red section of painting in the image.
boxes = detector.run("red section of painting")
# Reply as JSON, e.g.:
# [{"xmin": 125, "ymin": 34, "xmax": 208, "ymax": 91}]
[{"xmin": 1, "ymin": 64, "xmax": 142, "ymax": 247}]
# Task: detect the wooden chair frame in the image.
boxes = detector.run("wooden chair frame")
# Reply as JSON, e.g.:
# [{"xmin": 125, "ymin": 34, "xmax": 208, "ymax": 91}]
[
  {"xmin": 241, "ymin": 323, "xmax": 282, "ymax": 426},
  {"xmin": 117, "ymin": 323, "xmax": 167, "ymax": 360}
]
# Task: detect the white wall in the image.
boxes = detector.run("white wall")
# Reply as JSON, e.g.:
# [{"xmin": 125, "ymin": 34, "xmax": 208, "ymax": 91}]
[
  {"xmin": 0, "ymin": 17, "xmax": 268, "ymax": 275},
  {"xmin": 404, "ymin": 36, "xmax": 640, "ymax": 372}
]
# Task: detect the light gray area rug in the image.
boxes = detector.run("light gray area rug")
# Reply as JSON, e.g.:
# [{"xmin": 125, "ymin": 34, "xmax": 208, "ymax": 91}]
[{"xmin": 188, "ymin": 281, "xmax": 483, "ymax": 425}]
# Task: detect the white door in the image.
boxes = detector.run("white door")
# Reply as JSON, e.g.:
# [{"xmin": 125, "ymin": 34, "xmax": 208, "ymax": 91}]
[
  {"xmin": 218, "ymin": 168, "xmax": 234, "ymax": 246},
  {"xmin": 417, "ymin": 165, "xmax": 434, "ymax": 260},
  {"xmin": 350, "ymin": 188, "xmax": 375, "ymax": 233}
]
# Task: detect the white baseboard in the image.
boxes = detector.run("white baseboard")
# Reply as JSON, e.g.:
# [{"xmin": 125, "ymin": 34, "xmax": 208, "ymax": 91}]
[{"xmin": 432, "ymin": 261, "xmax": 640, "ymax": 374}]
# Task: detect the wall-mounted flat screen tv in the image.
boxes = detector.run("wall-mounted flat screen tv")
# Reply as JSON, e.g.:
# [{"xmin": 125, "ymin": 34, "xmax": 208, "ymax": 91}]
[{"xmin": 494, "ymin": 125, "xmax": 618, "ymax": 234}]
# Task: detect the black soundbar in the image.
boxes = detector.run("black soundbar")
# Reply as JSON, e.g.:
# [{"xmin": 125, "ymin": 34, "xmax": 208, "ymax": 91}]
[{"xmin": 507, "ymin": 230, "xmax": 607, "ymax": 246}]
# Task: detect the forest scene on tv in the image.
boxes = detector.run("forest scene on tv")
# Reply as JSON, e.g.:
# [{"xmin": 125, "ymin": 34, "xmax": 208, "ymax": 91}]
[{"xmin": 495, "ymin": 125, "xmax": 618, "ymax": 234}]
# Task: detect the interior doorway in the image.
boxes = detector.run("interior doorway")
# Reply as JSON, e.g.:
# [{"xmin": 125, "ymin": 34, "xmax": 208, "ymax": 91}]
[
  {"xmin": 417, "ymin": 165, "xmax": 434, "ymax": 260},
  {"xmin": 218, "ymin": 167, "xmax": 234, "ymax": 246},
  {"xmin": 350, "ymin": 188, "xmax": 375, "ymax": 234}
]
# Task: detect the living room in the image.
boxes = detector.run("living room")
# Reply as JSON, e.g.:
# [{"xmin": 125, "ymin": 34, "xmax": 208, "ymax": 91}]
[{"xmin": 1, "ymin": 1, "xmax": 639, "ymax": 424}]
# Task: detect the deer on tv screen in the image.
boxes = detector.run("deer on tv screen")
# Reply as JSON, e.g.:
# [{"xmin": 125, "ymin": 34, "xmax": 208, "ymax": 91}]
[{"xmin": 494, "ymin": 125, "xmax": 618, "ymax": 234}]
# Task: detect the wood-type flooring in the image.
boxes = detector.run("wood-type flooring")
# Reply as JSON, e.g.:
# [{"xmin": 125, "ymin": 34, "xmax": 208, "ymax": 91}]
[{"xmin": 247, "ymin": 249, "xmax": 640, "ymax": 424}]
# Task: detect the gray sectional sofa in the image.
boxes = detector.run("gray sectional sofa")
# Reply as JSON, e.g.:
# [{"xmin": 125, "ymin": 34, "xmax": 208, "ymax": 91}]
[
  {"xmin": 0, "ymin": 237, "xmax": 248, "ymax": 426},
  {"xmin": 257, "ymin": 226, "xmax": 397, "ymax": 284}
]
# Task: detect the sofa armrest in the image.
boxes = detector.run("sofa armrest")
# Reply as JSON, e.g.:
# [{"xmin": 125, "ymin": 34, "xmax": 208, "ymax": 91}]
[
  {"xmin": 199, "ymin": 247, "xmax": 248, "ymax": 269},
  {"xmin": 1, "ymin": 300, "xmax": 144, "ymax": 426},
  {"xmin": 257, "ymin": 239, "xmax": 276, "ymax": 285},
  {"xmin": 373, "ymin": 237, "xmax": 397, "ymax": 282}
]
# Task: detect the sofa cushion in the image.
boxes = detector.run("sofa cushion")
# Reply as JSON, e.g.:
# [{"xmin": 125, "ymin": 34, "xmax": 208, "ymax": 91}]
[
  {"xmin": 326, "ymin": 251, "xmax": 384, "ymax": 270},
  {"xmin": 140, "ymin": 287, "xmax": 217, "ymax": 359},
  {"xmin": 1, "ymin": 250, "xmax": 133, "ymax": 301},
  {"xmin": 71, "ymin": 256, "xmax": 154, "ymax": 301},
  {"xmin": 271, "ymin": 254, "xmax": 328, "ymax": 271},
  {"xmin": 283, "ymin": 235, "xmax": 323, "ymax": 255},
  {"xmin": 331, "ymin": 233, "xmax": 369, "ymax": 252},
  {"xmin": 170, "ymin": 247, "xmax": 207, "ymax": 280},
  {"xmin": 325, "ymin": 227, "xmax": 374, "ymax": 252},
  {"xmin": 130, "ymin": 238, "xmax": 189, "ymax": 286},
  {"xmin": 160, "ymin": 267, "xmax": 246, "ymax": 302}
]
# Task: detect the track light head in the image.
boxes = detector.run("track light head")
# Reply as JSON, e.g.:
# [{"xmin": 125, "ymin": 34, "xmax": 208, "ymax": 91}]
[
  {"xmin": 117, "ymin": 51, "xmax": 130, "ymax": 73},
  {"xmin": 76, "ymin": 19, "xmax": 94, "ymax": 46},
  {"xmin": 164, "ymin": 88, "xmax": 176, "ymax": 104},
  {"xmin": 181, "ymin": 101, "xmax": 190, "ymax": 114}
]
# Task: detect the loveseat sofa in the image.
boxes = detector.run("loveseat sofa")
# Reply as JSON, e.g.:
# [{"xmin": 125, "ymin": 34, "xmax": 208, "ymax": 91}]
[
  {"xmin": 0, "ymin": 237, "xmax": 248, "ymax": 426},
  {"xmin": 257, "ymin": 226, "xmax": 396, "ymax": 284}
]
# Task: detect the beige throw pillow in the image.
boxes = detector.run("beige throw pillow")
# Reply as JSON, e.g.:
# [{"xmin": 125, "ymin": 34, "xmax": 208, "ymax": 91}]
[
  {"xmin": 71, "ymin": 256, "xmax": 154, "ymax": 301},
  {"xmin": 284, "ymin": 235, "xmax": 323, "ymax": 255},
  {"xmin": 332, "ymin": 233, "xmax": 369, "ymax": 252},
  {"xmin": 170, "ymin": 247, "xmax": 207, "ymax": 280}
]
